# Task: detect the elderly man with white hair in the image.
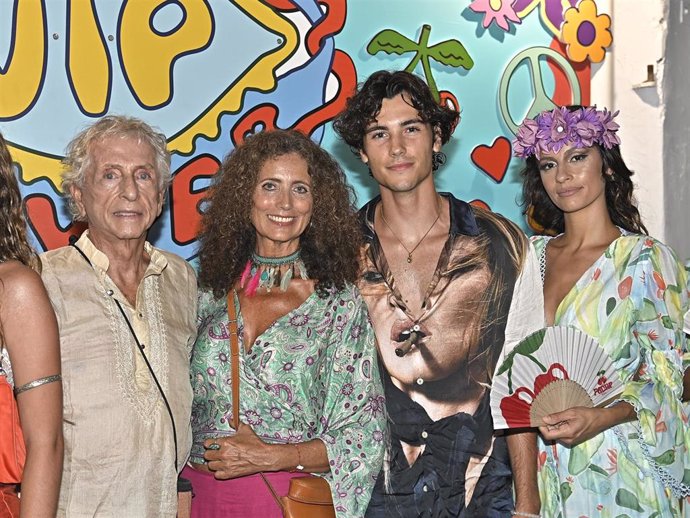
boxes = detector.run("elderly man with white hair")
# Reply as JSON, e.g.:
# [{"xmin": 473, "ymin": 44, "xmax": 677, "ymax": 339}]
[{"xmin": 41, "ymin": 116, "xmax": 196, "ymax": 517}]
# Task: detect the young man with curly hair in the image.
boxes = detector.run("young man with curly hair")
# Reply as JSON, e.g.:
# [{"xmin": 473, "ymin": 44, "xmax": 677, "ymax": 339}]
[{"xmin": 333, "ymin": 70, "xmax": 543, "ymax": 517}]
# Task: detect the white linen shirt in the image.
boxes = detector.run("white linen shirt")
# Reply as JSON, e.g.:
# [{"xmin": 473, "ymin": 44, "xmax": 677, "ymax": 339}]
[{"xmin": 41, "ymin": 231, "xmax": 196, "ymax": 518}]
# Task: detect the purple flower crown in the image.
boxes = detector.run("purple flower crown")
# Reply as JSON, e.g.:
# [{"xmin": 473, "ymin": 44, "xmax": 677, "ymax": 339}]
[{"xmin": 512, "ymin": 106, "xmax": 621, "ymax": 159}]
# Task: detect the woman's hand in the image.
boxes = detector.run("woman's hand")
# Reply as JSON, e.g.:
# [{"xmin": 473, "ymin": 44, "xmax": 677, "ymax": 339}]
[
  {"xmin": 539, "ymin": 403, "xmax": 635, "ymax": 447},
  {"xmin": 203, "ymin": 423, "xmax": 274, "ymax": 479}
]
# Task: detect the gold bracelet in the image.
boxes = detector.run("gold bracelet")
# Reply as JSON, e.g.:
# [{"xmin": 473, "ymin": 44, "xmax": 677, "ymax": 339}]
[{"xmin": 293, "ymin": 443, "xmax": 304, "ymax": 471}]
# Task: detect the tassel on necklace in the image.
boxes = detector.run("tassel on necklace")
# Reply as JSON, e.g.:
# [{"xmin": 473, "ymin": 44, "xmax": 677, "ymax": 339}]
[
  {"xmin": 240, "ymin": 250, "xmax": 308, "ymax": 296},
  {"xmin": 239, "ymin": 260, "xmax": 252, "ymax": 288}
]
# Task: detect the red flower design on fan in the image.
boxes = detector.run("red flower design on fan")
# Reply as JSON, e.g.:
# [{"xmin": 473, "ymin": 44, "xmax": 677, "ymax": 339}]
[
  {"xmin": 500, "ymin": 363, "xmax": 569, "ymax": 427},
  {"xmin": 500, "ymin": 387, "xmax": 535, "ymax": 427}
]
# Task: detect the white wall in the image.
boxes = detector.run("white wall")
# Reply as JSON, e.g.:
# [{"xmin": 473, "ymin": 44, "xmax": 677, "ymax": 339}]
[
  {"xmin": 662, "ymin": 0, "xmax": 690, "ymax": 260},
  {"xmin": 591, "ymin": 0, "xmax": 690, "ymax": 260},
  {"xmin": 591, "ymin": 0, "xmax": 667, "ymax": 242}
]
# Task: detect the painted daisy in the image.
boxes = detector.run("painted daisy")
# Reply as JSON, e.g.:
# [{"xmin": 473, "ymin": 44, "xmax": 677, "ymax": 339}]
[{"xmin": 560, "ymin": 0, "xmax": 612, "ymax": 63}]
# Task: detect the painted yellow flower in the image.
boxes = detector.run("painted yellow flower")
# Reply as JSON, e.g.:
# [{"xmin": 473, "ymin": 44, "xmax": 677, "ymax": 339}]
[{"xmin": 561, "ymin": 0, "xmax": 612, "ymax": 63}]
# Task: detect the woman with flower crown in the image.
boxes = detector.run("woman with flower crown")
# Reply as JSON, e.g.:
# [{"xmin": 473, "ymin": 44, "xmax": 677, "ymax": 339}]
[
  {"xmin": 515, "ymin": 106, "xmax": 690, "ymax": 517},
  {"xmin": 181, "ymin": 129, "xmax": 386, "ymax": 517}
]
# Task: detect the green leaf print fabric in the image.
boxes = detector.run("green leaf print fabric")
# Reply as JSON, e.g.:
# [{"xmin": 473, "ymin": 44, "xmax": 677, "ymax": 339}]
[
  {"xmin": 190, "ymin": 284, "xmax": 386, "ymax": 517},
  {"xmin": 532, "ymin": 234, "xmax": 690, "ymax": 518}
]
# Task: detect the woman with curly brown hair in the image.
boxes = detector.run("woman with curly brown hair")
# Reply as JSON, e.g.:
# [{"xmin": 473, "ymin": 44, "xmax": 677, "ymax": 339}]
[
  {"xmin": 0, "ymin": 132, "xmax": 62, "ymax": 517},
  {"xmin": 516, "ymin": 106, "xmax": 690, "ymax": 517},
  {"xmin": 182, "ymin": 129, "xmax": 386, "ymax": 517}
]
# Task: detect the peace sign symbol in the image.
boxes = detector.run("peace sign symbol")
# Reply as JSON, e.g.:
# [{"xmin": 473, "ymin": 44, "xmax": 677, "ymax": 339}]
[{"xmin": 499, "ymin": 47, "xmax": 581, "ymax": 134}]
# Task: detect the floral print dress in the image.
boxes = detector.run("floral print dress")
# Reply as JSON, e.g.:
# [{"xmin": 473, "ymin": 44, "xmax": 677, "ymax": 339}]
[
  {"xmin": 190, "ymin": 283, "xmax": 386, "ymax": 517},
  {"xmin": 532, "ymin": 233, "xmax": 690, "ymax": 518}
]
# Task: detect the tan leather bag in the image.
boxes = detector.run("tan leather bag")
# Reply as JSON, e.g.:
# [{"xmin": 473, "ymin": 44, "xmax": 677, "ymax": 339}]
[
  {"xmin": 228, "ymin": 293, "xmax": 335, "ymax": 518},
  {"xmin": 279, "ymin": 476, "xmax": 335, "ymax": 518}
]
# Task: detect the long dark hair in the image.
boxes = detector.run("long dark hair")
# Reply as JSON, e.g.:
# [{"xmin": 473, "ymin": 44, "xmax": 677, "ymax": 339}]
[
  {"xmin": 0, "ymin": 132, "xmax": 37, "ymax": 269},
  {"xmin": 520, "ymin": 106, "xmax": 648, "ymax": 235}
]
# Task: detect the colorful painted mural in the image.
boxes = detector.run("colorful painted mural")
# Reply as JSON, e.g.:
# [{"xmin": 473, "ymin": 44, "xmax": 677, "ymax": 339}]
[{"xmin": 0, "ymin": 0, "xmax": 612, "ymax": 260}]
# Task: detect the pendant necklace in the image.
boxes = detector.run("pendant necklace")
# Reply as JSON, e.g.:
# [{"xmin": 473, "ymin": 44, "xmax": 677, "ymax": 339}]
[{"xmin": 379, "ymin": 201, "xmax": 441, "ymax": 263}]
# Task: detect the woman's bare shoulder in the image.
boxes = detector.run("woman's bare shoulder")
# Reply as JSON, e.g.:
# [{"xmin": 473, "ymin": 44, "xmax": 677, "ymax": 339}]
[{"xmin": 0, "ymin": 260, "xmax": 46, "ymax": 301}]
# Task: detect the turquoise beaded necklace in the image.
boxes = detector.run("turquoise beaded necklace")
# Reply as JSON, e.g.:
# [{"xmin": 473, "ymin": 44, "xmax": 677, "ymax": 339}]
[{"xmin": 239, "ymin": 250, "xmax": 308, "ymax": 296}]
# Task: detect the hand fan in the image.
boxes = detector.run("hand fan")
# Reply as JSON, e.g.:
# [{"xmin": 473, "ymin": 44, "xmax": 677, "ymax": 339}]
[{"xmin": 490, "ymin": 326, "xmax": 624, "ymax": 429}]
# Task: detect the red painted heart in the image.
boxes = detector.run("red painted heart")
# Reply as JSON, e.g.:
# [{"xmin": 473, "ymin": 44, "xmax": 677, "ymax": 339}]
[{"xmin": 470, "ymin": 136, "xmax": 512, "ymax": 183}]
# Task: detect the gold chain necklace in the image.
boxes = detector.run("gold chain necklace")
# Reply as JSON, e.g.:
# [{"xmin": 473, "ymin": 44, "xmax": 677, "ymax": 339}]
[{"xmin": 379, "ymin": 201, "xmax": 441, "ymax": 263}]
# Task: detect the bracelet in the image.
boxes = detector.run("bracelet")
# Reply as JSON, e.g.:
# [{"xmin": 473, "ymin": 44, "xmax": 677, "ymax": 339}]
[
  {"xmin": 512, "ymin": 512, "xmax": 541, "ymax": 518},
  {"xmin": 293, "ymin": 443, "xmax": 304, "ymax": 471},
  {"xmin": 14, "ymin": 374, "xmax": 62, "ymax": 396}
]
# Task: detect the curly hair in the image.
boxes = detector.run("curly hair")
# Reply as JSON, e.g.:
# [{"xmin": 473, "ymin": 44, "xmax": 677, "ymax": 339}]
[
  {"xmin": 0, "ymin": 132, "xmax": 38, "ymax": 270},
  {"xmin": 62, "ymin": 115, "xmax": 170, "ymax": 221},
  {"xmin": 520, "ymin": 106, "xmax": 647, "ymax": 235},
  {"xmin": 198, "ymin": 129, "xmax": 363, "ymax": 298},
  {"xmin": 332, "ymin": 70, "xmax": 459, "ymax": 153}
]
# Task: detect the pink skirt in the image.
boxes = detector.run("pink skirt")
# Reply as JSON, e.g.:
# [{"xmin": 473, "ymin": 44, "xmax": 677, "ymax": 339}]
[{"xmin": 181, "ymin": 465, "xmax": 308, "ymax": 518}]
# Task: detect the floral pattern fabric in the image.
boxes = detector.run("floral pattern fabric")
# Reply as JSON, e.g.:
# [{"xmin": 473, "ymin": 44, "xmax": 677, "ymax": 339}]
[
  {"xmin": 532, "ymin": 233, "xmax": 690, "ymax": 518},
  {"xmin": 190, "ymin": 284, "xmax": 386, "ymax": 518},
  {"xmin": 0, "ymin": 346, "xmax": 12, "ymax": 387}
]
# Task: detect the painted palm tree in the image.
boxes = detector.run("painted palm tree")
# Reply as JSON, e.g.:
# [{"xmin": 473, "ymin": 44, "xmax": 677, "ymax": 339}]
[{"xmin": 366, "ymin": 24, "xmax": 474, "ymax": 102}]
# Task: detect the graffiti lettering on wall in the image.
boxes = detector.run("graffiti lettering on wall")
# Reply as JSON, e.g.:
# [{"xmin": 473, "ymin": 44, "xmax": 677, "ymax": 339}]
[
  {"xmin": 0, "ymin": 0, "xmax": 611, "ymax": 258},
  {"xmin": 1, "ymin": 0, "xmax": 353, "ymax": 260}
]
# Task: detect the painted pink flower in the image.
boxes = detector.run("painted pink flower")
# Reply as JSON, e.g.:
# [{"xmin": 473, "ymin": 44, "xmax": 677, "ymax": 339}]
[{"xmin": 469, "ymin": 0, "xmax": 521, "ymax": 31}]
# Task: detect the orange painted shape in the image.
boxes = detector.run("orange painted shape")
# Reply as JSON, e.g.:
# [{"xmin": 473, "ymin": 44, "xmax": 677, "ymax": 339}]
[
  {"xmin": 170, "ymin": 155, "xmax": 220, "ymax": 245},
  {"xmin": 306, "ymin": 0, "xmax": 347, "ymax": 56},
  {"xmin": 25, "ymin": 194, "xmax": 87, "ymax": 251},
  {"xmin": 295, "ymin": 50, "xmax": 356, "ymax": 135},
  {"xmin": 439, "ymin": 90, "xmax": 460, "ymax": 135},
  {"xmin": 232, "ymin": 105, "xmax": 280, "ymax": 146},
  {"xmin": 469, "ymin": 199, "xmax": 490, "ymax": 211},
  {"xmin": 549, "ymin": 38, "xmax": 591, "ymax": 106}
]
